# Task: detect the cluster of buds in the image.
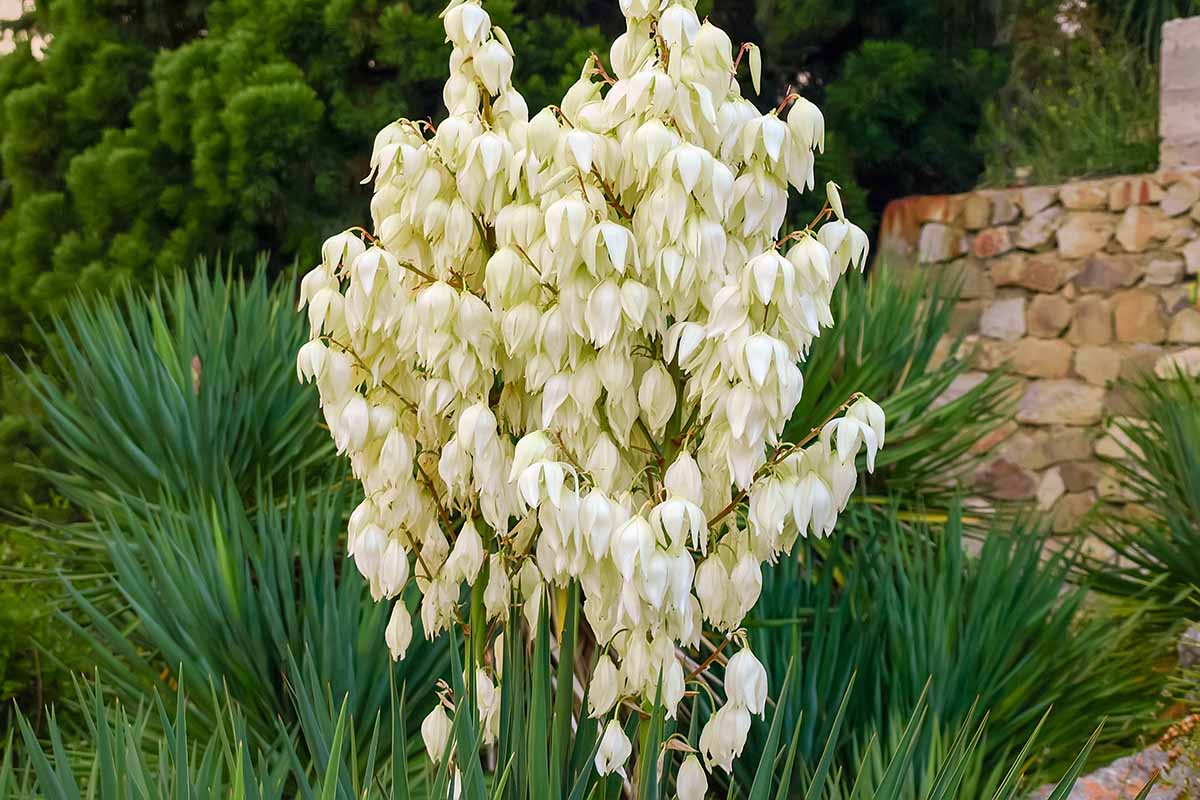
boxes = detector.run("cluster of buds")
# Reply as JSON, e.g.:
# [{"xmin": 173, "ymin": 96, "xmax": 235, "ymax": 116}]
[{"xmin": 296, "ymin": 0, "xmax": 883, "ymax": 785}]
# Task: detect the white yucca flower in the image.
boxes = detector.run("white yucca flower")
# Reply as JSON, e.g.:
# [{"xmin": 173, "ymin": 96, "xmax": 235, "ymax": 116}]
[{"xmin": 296, "ymin": 0, "xmax": 884, "ymax": 781}]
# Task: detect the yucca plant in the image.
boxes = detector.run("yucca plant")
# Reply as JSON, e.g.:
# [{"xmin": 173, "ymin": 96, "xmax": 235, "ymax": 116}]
[
  {"xmin": 744, "ymin": 504, "xmax": 1161, "ymax": 792},
  {"xmin": 7, "ymin": 265, "xmax": 448, "ymax": 775},
  {"xmin": 1, "ymin": 628, "xmax": 1152, "ymax": 800},
  {"xmin": 1086, "ymin": 372, "xmax": 1200, "ymax": 626},
  {"xmin": 55, "ymin": 475, "xmax": 446, "ymax": 757},
  {"xmin": 21, "ymin": 260, "xmax": 330, "ymax": 517}
]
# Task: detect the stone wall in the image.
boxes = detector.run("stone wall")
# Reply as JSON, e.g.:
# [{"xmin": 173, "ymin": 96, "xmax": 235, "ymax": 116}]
[{"xmin": 879, "ymin": 171, "xmax": 1200, "ymax": 533}]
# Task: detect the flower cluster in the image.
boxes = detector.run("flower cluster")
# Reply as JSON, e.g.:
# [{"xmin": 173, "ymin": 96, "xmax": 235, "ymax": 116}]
[{"xmin": 296, "ymin": 0, "xmax": 882, "ymax": 783}]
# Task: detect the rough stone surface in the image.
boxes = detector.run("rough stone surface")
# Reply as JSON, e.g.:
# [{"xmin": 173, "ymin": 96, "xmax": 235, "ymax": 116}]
[
  {"xmin": 1031, "ymin": 745, "xmax": 1197, "ymax": 800},
  {"xmin": 1120, "ymin": 343, "xmax": 1166, "ymax": 379},
  {"xmin": 1017, "ymin": 206, "xmax": 1065, "ymax": 250},
  {"xmin": 991, "ymin": 192, "xmax": 1020, "ymax": 225},
  {"xmin": 1037, "ymin": 467, "xmax": 1066, "ymax": 510},
  {"xmin": 1060, "ymin": 180, "xmax": 1109, "ymax": 210},
  {"xmin": 1116, "ymin": 206, "xmax": 1170, "ymax": 252},
  {"xmin": 1162, "ymin": 177, "xmax": 1200, "ymax": 216},
  {"xmin": 1144, "ymin": 255, "xmax": 1185, "ymax": 285},
  {"xmin": 1012, "ymin": 337, "xmax": 1073, "ymax": 378},
  {"xmin": 961, "ymin": 193, "xmax": 991, "ymax": 229},
  {"xmin": 1169, "ymin": 307, "xmax": 1200, "ymax": 343},
  {"xmin": 1072, "ymin": 253, "xmax": 1143, "ymax": 292},
  {"xmin": 980, "ymin": 297, "xmax": 1027, "ymax": 341},
  {"xmin": 933, "ymin": 371, "xmax": 987, "ymax": 409},
  {"xmin": 1155, "ymin": 346, "xmax": 1200, "ymax": 378},
  {"xmin": 1060, "ymin": 460, "xmax": 1101, "ymax": 492},
  {"xmin": 918, "ymin": 223, "xmax": 966, "ymax": 263},
  {"xmin": 992, "ymin": 253, "xmax": 1074, "ymax": 292},
  {"xmin": 1074, "ymin": 345, "xmax": 1121, "ymax": 385},
  {"xmin": 971, "ymin": 420, "xmax": 1018, "ymax": 455},
  {"xmin": 1044, "ymin": 426, "xmax": 1094, "ymax": 462},
  {"xmin": 1095, "ymin": 418, "xmax": 1143, "ymax": 459},
  {"xmin": 1053, "ymin": 491, "xmax": 1096, "ymax": 532},
  {"xmin": 1057, "ymin": 212, "xmax": 1116, "ymax": 258},
  {"xmin": 949, "ymin": 302, "xmax": 982, "ymax": 337},
  {"xmin": 1113, "ymin": 289, "xmax": 1167, "ymax": 343},
  {"xmin": 1184, "ymin": 238, "xmax": 1200, "ymax": 274},
  {"xmin": 1108, "ymin": 176, "xmax": 1164, "ymax": 210},
  {"xmin": 974, "ymin": 458, "xmax": 1036, "ymax": 500},
  {"xmin": 973, "ymin": 339, "xmax": 1014, "ymax": 370},
  {"xmin": 1067, "ymin": 297, "xmax": 1114, "ymax": 345},
  {"xmin": 1162, "ymin": 284, "xmax": 1195, "ymax": 314},
  {"xmin": 1018, "ymin": 186, "xmax": 1058, "ymax": 216},
  {"xmin": 1017, "ymin": 380, "xmax": 1106, "ymax": 426},
  {"xmin": 1179, "ymin": 626, "xmax": 1200, "ymax": 670},
  {"xmin": 1028, "ymin": 294, "xmax": 1074, "ymax": 337},
  {"xmin": 941, "ymin": 259, "xmax": 993, "ymax": 300},
  {"xmin": 971, "ymin": 226, "xmax": 1013, "ymax": 258}
]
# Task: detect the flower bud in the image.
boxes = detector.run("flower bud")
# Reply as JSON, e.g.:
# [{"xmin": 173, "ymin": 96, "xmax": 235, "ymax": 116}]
[
  {"xmin": 787, "ymin": 95, "xmax": 825, "ymax": 153},
  {"xmin": 448, "ymin": 518, "xmax": 485, "ymax": 584},
  {"xmin": 352, "ymin": 523, "xmax": 386, "ymax": 583},
  {"xmin": 483, "ymin": 554, "xmax": 510, "ymax": 620},
  {"xmin": 694, "ymin": 556, "xmax": 728, "ymax": 627},
  {"xmin": 677, "ymin": 754, "xmax": 708, "ymax": 800},
  {"xmin": 588, "ymin": 654, "xmax": 621, "ymax": 718},
  {"xmin": 637, "ymin": 363, "xmax": 675, "ymax": 435},
  {"xmin": 385, "ymin": 601, "xmax": 413, "ymax": 661},
  {"xmin": 664, "ymin": 451, "xmax": 704, "ymax": 508},
  {"xmin": 378, "ymin": 538, "xmax": 410, "ymax": 599},
  {"xmin": 421, "ymin": 705, "xmax": 453, "ymax": 763}
]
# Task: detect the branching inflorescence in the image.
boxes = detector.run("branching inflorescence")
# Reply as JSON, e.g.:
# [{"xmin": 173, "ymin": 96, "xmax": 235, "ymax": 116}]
[{"xmin": 296, "ymin": 0, "xmax": 884, "ymax": 788}]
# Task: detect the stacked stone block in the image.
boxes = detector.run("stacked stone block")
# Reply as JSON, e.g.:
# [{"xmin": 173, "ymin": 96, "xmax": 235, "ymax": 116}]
[{"xmin": 881, "ymin": 171, "xmax": 1200, "ymax": 532}]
